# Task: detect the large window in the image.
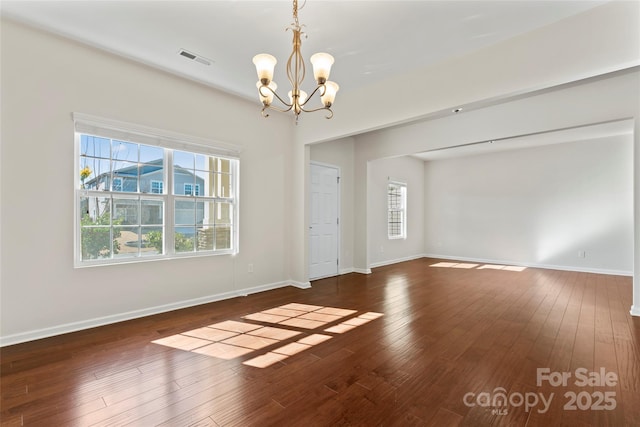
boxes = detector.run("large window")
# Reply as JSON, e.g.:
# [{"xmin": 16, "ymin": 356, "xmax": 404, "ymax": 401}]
[
  {"xmin": 387, "ymin": 181, "xmax": 407, "ymax": 239},
  {"xmin": 75, "ymin": 114, "xmax": 239, "ymax": 267}
]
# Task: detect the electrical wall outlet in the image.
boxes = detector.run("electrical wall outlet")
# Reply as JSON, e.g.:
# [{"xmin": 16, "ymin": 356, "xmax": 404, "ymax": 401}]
[
  {"xmin": 248, "ymin": 263, "xmax": 254, "ymax": 273},
  {"xmin": 578, "ymin": 250, "xmax": 586, "ymax": 259}
]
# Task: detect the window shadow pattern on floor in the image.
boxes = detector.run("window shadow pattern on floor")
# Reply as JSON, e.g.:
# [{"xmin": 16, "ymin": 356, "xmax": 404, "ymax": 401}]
[{"xmin": 152, "ymin": 302, "xmax": 383, "ymax": 368}]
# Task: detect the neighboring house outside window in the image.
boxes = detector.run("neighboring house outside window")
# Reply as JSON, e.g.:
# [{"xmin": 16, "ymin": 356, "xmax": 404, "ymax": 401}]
[
  {"xmin": 388, "ymin": 181, "xmax": 407, "ymax": 239},
  {"xmin": 75, "ymin": 115, "xmax": 239, "ymax": 267}
]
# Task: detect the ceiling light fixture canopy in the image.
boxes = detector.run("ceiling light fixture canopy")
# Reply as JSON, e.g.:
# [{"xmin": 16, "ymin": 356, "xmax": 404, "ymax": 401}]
[{"xmin": 253, "ymin": 0, "xmax": 339, "ymax": 122}]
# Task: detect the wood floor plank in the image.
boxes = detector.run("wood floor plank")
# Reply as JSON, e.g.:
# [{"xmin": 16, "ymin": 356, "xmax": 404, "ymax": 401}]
[{"xmin": 1, "ymin": 258, "xmax": 637, "ymax": 426}]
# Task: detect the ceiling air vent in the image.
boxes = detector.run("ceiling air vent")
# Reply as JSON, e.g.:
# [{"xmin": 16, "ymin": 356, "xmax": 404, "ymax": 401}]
[{"xmin": 179, "ymin": 49, "xmax": 212, "ymax": 66}]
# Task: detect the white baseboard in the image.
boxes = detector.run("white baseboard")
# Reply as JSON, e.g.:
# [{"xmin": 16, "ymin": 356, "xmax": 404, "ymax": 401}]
[
  {"xmin": 0, "ymin": 280, "xmax": 302, "ymax": 347},
  {"xmin": 631, "ymin": 305, "xmax": 640, "ymax": 317},
  {"xmin": 423, "ymin": 253, "xmax": 633, "ymax": 277},
  {"xmin": 369, "ymin": 254, "xmax": 425, "ymax": 269},
  {"xmin": 340, "ymin": 267, "xmax": 373, "ymax": 275},
  {"xmin": 290, "ymin": 281, "xmax": 311, "ymax": 289}
]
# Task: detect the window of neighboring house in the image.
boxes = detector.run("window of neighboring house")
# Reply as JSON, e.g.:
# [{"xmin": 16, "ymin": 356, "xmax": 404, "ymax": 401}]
[
  {"xmin": 112, "ymin": 177, "xmax": 123, "ymax": 192},
  {"xmin": 184, "ymin": 183, "xmax": 200, "ymax": 196},
  {"xmin": 75, "ymin": 113, "xmax": 240, "ymax": 267},
  {"xmin": 388, "ymin": 181, "xmax": 407, "ymax": 239},
  {"xmin": 151, "ymin": 180, "xmax": 163, "ymax": 194}
]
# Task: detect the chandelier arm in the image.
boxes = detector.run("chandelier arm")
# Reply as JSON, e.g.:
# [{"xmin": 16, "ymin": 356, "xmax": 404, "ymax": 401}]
[
  {"xmin": 325, "ymin": 108, "xmax": 334, "ymax": 120},
  {"xmin": 263, "ymin": 102, "xmax": 294, "ymax": 114},
  {"xmin": 272, "ymin": 93, "xmax": 294, "ymax": 110},
  {"xmin": 258, "ymin": 85, "xmax": 294, "ymax": 109},
  {"xmin": 257, "ymin": 85, "xmax": 272, "ymax": 99},
  {"xmin": 298, "ymin": 83, "xmax": 325, "ymax": 107},
  {"xmin": 298, "ymin": 105, "xmax": 334, "ymax": 119}
]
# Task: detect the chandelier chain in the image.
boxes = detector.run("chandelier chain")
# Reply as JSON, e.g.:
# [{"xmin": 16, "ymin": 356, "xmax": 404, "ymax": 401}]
[
  {"xmin": 293, "ymin": 0, "xmax": 298, "ymax": 26},
  {"xmin": 292, "ymin": 0, "xmax": 306, "ymax": 27}
]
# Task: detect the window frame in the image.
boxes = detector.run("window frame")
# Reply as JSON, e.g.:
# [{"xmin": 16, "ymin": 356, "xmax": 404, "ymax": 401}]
[
  {"xmin": 74, "ymin": 113, "xmax": 240, "ymax": 268},
  {"xmin": 387, "ymin": 181, "xmax": 407, "ymax": 240}
]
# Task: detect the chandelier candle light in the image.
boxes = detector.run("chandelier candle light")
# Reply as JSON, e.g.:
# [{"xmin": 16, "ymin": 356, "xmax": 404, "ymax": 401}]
[{"xmin": 253, "ymin": 0, "xmax": 339, "ymax": 121}]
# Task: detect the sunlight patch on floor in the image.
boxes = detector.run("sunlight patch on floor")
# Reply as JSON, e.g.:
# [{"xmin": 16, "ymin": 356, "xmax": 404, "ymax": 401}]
[
  {"xmin": 152, "ymin": 303, "xmax": 383, "ymax": 368},
  {"xmin": 324, "ymin": 312, "xmax": 384, "ymax": 334}
]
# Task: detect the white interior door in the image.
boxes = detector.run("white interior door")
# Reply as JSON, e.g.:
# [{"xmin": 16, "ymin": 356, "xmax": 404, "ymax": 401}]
[{"xmin": 309, "ymin": 163, "xmax": 339, "ymax": 279}]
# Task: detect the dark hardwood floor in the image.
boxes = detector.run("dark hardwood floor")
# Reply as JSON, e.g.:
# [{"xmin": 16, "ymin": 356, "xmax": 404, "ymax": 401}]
[{"xmin": 1, "ymin": 258, "xmax": 639, "ymax": 426}]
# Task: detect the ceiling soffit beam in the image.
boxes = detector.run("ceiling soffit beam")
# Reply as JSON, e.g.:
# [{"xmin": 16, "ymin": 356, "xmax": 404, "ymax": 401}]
[{"xmin": 296, "ymin": 1, "xmax": 640, "ymax": 145}]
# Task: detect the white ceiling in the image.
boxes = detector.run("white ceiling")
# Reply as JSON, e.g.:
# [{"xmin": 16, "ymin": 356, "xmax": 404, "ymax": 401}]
[
  {"xmin": 5, "ymin": 1, "xmax": 625, "ymax": 160},
  {"xmin": 1, "ymin": 0, "xmax": 608, "ymax": 103}
]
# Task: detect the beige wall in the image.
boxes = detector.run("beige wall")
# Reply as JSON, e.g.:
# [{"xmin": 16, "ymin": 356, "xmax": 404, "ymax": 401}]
[
  {"xmin": 423, "ymin": 134, "xmax": 634, "ymax": 274},
  {"xmin": 0, "ymin": 19, "xmax": 294, "ymax": 344},
  {"xmin": 368, "ymin": 156, "xmax": 424, "ymax": 267},
  {"xmin": 350, "ymin": 71, "xmax": 639, "ymax": 274}
]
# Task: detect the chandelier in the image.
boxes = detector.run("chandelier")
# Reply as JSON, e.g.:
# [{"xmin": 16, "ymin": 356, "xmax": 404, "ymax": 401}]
[{"xmin": 253, "ymin": 0, "xmax": 339, "ymax": 121}]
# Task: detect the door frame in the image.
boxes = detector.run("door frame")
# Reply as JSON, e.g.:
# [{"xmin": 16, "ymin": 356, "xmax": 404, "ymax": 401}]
[{"xmin": 309, "ymin": 161, "xmax": 341, "ymax": 280}]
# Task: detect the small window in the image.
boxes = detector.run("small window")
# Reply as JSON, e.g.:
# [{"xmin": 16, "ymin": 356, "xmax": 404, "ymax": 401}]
[
  {"xmin": 151, "ymin": 180, "xmax": 163, "ymax": 194},
  {"xmin": 388, "ymin": 181, "xmax": 406, "ymax": 239},
  {"xmin": 112, "ymin": 177, "xmax": 123, "ymax": 192},
  {"xmin": 184, "ymin": 183, "xmax": 200, "ymax": 196}
]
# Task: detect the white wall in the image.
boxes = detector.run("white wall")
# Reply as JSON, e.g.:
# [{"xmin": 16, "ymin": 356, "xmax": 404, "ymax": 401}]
[
  {"xmin": 368, "ymin": 156, "xmax": 424, "ymax": 268},
  {"xmin": 350, "ymin": 71, "xmax": 639, "ymax": 273},
  {"xmin": 309, "ymin": 137, "xmax": 355, "ymax": 273},
  {"xmin": 423, "ymin": 135, "xmax": 634, "ymax": 274},
  {"xmin": 0, "ymin": 19, "xmax": 295, "ymax": 345}
]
